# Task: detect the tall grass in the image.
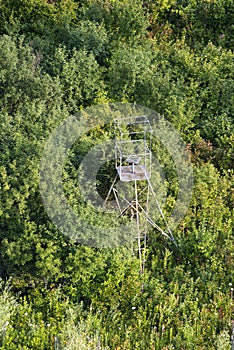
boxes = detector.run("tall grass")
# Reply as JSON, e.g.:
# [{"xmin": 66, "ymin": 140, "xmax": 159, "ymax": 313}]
[
  {"xmin": 59, "ymin": 307, "xmax": 109, "ymax": 350},
  {"xmin": 0, "ymin": 279, "xmax": 17, "ymax": 343}
]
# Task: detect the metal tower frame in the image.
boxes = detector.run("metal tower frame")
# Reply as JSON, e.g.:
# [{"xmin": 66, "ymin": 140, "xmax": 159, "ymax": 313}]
[{"xmin": 105, "ymin": 116, "xmax": 176, "ymax": 274}]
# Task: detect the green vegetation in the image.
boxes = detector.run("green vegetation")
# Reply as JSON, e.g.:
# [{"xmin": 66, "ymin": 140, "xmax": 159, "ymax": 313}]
[{"xmin": 0, "ymin": 0, "xmax": 233, "ymax": 348}]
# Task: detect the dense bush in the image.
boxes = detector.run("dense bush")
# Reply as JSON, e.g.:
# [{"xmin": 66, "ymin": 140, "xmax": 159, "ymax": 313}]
[{"xmin": 0, "ymin": 0, "xmax": 233, "ymax": 349}]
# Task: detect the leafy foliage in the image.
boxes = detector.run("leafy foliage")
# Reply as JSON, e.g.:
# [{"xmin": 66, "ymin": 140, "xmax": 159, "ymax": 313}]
[{"xmin": 0, "ymin": 0, "xmax": 233, "ymax": 349}]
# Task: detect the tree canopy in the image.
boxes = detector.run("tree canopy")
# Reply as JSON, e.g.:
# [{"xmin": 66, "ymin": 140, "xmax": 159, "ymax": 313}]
[{"xmin": 0, "ymin": 0, "xmax": 233, "ymax": 348}]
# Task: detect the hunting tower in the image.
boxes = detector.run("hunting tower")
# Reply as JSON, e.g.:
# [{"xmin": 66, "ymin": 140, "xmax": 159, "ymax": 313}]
[{"xmin": 105, "ymin": 116, "xmax": 176, "ymax": 274}]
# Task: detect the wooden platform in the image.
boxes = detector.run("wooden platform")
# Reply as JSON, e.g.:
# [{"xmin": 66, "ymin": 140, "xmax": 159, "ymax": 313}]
[{"xmin": 117, "ymin": 165, "xmax": 150, "ymax": 182}]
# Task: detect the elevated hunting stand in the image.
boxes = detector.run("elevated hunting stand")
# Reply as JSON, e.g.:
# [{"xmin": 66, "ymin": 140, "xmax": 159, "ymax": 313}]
[{"xmin": 105, "ymin": 116, "xmax": 176, "ymax": 274}]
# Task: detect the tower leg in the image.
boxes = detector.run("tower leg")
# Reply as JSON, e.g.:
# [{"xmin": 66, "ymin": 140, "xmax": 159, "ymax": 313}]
[
  {"xmin": 104, "ymin": 174, "xmax": 118, "ymax": 206},
  {"xmin": 134, "ymin": 180, "xmax": 149, "ymax": 275}
]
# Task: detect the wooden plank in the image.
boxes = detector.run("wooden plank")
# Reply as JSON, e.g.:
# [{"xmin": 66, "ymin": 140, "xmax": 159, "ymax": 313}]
[{"xmin": 116, "ymin": 165, "xmax": 150, "ymax": 182}]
